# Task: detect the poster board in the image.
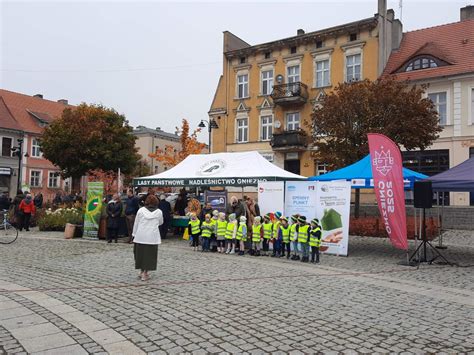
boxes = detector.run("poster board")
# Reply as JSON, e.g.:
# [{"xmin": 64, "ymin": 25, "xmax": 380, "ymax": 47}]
[
  {"xmin": 83, "ymin": 182, "xmax": 104, "ymax": 239},
  {"xmin": 204, "ymin": 190, "xmax": 227, "ymax": 213},
  {"xmin": 258, "ymin": 181, "xmax": 285, "ymax": 217},
  {"xmin": 284, "ymin": 181, "xmax": 318, "ymax": 218}
]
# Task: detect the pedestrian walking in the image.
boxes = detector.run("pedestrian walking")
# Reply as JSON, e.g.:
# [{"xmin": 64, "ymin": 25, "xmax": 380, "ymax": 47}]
[
  {"xmin": 132, "ymin": 195, "xmax": 163, "ymax": 281},
  {"xmin": 297, "ymin": 216, "xmax": 310, "ymax": 262},
  {"xmin": 309, "ymin": 218, "xmax": 322, "ymax": 264},
  {"xmin": 125, "ymin": 189, "xmax": 140, "ymax": 243},
  {"xmin": 18, "ymin": 193, "xmax": 36, "ymax": 231},
  {"xmin": 106, "ymin": 194, "xmax": 123, "ymax": 243}
]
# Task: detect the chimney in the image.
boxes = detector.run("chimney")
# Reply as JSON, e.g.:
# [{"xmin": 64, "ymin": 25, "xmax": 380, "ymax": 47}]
[
  {"xmin": 57, "ymin": 99, "xmax": 68, "ymax": 105},
  {"xmin": 297, "ymin": 29, "xmax": 305, "ymax": 36},
  {"xmin": 461, "ymin": 5, "xmax": 474, "ymax": 21},
  {"xmin": 156, "ymin": 127, "xmax": 161, "ymax": 131},
  {"xmin": 33, "ymin": 94, "xmax": 43, "ymax": 99}
]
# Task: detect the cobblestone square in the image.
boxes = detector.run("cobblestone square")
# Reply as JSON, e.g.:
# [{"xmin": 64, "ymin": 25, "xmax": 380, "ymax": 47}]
[{"xmin": 0, "ymin": 230, "xmax": 473, "ymax": 354}]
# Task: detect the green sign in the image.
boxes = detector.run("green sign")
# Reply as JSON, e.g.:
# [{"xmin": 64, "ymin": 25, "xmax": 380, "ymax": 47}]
[{"xmin": 83, "ymin": 182, "xmax": 104, "ymax": 239}]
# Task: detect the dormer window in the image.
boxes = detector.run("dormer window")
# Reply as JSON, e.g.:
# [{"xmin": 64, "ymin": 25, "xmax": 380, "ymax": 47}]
[{"xmin": 398, "ymin": 55, "xmax": 448, "ymax": 73}]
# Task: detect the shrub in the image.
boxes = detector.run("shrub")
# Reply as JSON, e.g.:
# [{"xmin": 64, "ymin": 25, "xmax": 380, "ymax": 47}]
[{"xmin": 38, "ymin": 207, "xmax": 84, "ymax": 231}]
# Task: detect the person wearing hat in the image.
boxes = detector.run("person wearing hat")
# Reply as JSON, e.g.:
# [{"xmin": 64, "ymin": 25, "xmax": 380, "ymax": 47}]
[
  {"xmin": 278, "ymin": 216, "xmax": 291, "ymax": 259},
  {"xmin": 290, "ymin": 214, "xmax": 300, "ymax": 260},
  {"xmin": 225, "ymin": 213, "xmax": 238, "ymax": 254},
  {"xmin": 251, "ymin": 216, "xmax": 263, "ymax": 256},
  {"xmin": 309, "ymin": 218, "xmax": 322, "ymax": 263},
  {"xmin": 296, "ymin": 216, "xmax": 310, "ymax": 262},
  {"xmin": 216, "ymin": 212, "xmax": 227, "ymax": 253},
  {"xmin": 200, "ymin": 214, "xmax": 214, "ymax": 252},
  {"xmin": 271, "ymin": 212, "xmax": 282, "ymax": 257},
  {"xmin": 261, "ymin": 213, "xmax": 273, "ymax": 256},
  {"xmin": 188, "ymin": 213, "xmax": 201, "ymax": 251},
  {"xmin": 236, "ymin": 215, "xmax": 247, "ymax": 256}
]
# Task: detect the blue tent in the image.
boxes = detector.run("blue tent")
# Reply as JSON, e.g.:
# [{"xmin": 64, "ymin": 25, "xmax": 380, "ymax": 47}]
[{"xmin": 308, "ymin": 155, "xmax": 427, "ymax": 189}]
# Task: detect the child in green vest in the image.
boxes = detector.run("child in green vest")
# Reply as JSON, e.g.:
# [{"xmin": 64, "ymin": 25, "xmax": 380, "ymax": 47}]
[
  {"xmin": 200, "ymin": 214, "xmax": 214, "ymax": 252},
  {"xmin": 216, "ymin": 212, "xmax": 227, "ymax": 253},
  {"xmin": 262, "ymin": 214, "xmax": 273, "ymax": 256},
  {"xmin": 236, "ymin": 216, "xmax": 247, "ymax": 256},
  {"xmin": 309, "ymin": 218, "xmax": 322, "ymax": 263},
  {"xmin": 296, "ymin": 215, "xmax": 310, "ymax": 262},
  {"xmin": 188, "ymin": 213, "xmax": 201, "ymax": 251},
  {"xmin": 279, "ymin": 216, "xmax": 291, "ymax": 259},
  {"xmin": 225, "ymin": 213, "xmax": 238, "ymax": 254},
  {"xmin": 271, "ymin": 211, "xmax": 282, "ymax": 257},
  {"xmin": 210, "ymin": 210, "xmax": 218, "ymax": 252},
  {"xmin": 252, "ymin": 216, "xmax": 263, "ymax": 256},
  {"xmin": 290, "ymin": 214, "xmax": 300, "ymax": 260}
]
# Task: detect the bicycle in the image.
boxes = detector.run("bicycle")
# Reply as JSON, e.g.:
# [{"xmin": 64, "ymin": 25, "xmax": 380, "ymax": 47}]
[{"xmin": 0, "ymin": 209, "xmax": 19, "ymax": 244}]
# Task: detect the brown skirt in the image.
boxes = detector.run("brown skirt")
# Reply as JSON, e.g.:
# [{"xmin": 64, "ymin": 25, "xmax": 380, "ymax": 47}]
[{"xmin": 134, "ymin": 243, "xmax": 158, "ymax": 271}]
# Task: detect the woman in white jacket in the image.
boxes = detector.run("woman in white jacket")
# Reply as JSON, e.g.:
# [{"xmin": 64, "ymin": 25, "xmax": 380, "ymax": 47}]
[{"xmin": 132, "ymin": 195, "xmax": 163, "ymax": 281}]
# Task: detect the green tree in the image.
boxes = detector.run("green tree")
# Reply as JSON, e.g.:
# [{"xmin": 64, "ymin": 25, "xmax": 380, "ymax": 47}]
[
  {"xmin": 41, "ymin": 103, "xmax": 140, "ymax": 178},
  {"xmin": 311, "ymin": 78, "xmax": 442, "ymax": 169}
]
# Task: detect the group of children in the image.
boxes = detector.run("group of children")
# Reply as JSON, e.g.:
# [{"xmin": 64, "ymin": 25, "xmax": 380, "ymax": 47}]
[{"xmin": 187, "ymin": 210, "xmax": 323, "ymax": 263}]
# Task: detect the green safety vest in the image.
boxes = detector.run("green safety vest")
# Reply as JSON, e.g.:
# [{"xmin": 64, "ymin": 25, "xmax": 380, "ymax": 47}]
[
  {"xmin": 225, "ymin": 222, "xmax": 236, "ymax": 239},
  {"xmin": 252, "ymin": 225, "xmax": 262, "ymax": 242},
  {"xmin": 297, "ymin": 224, "xmax": 309, "ymax": 243},
  {"xmin": 273, "ymin": 221, "xmax": 281, "ymax": 238},
  {"xmin": 201, "ymin": 221, "xmax": 213, "ymax": 238},
  {"xmin": 290, "ymin": 224, "xmax": 298, "ymax": 241},
  {"xmin": 236, "ymin": 224, "xmax": 247, "ymax": 241},
  {"xmin": 189, "ymin": 219, "xmax": 200, "ymax": 235},
  {"xmin": 216, "ymin": 220, "xmax": 227, "ymax": 238},
  {"xmin": 262, "ymin": 222, "xmax": 273, "ymax": 239},
  {"xmin": 309, "ymin": 226, "xmax": 322, "ymax": 247},
  {"xmin": 280, "ymin": 225, "xmax": 291, "ymax": 243}
]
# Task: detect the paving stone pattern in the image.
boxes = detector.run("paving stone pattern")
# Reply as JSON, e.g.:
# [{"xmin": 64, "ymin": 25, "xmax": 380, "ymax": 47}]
[{"xmin": 0, "ymin": 230, "xmax": 473, "ymax": 354}]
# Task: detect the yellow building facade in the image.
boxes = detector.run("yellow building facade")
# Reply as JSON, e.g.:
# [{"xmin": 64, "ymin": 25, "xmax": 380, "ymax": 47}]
[{"xmin": 209, "ymin": 2, "xmax": 401, "ymax": 177}]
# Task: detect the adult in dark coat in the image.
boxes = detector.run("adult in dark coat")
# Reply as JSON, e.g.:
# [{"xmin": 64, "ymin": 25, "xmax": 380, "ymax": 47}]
[
  {"xmin": 11, "ymin": 190, "xmax": 25, "ymax": 227},
  {"xmin": 200, "ymin": 202, "xmax": 213, "ymax": 221},
  {"xmin": 225, "ymin": 196, "xmax": 246, "ymax": 220},
  {"xmin": 0, "ymin": 192, "xmax": 10, "ymax": 211},
  {"xmin": 125, "ymin": 190, "xmax": 140, "ymax": 243},
  {"xmin": 158, "ymin": 194, "xmax": 172, "ymax": 238},
  {"xmin": 33, "ymin": 192, "xmax": 43, "ymax": 209},
  {"xmin": 106, "ymin": 194, "xmax": 123, "ymax": 243}
]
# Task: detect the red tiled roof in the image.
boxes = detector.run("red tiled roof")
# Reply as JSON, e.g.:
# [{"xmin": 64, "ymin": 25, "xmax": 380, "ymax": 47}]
[
  {"xmin": 383, "ymin": 19, "xmax": 474, "ymax": 81},
  {"xmin": 0, "ymin": 89, "xmax": 72, "ymax": 134},
  {"xmin": 0, "ymin": 97, "xmax": 23, "ymax": 131}
]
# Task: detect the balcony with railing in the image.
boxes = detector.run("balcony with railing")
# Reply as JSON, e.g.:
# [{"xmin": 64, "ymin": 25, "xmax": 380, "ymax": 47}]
[
  {"xmin": 271, "ymin": 82, "xmax": 308, "ymax": 106},
  {"xmin": 270, "ymin": 130, "xmax": 307, "ymax": 151}
]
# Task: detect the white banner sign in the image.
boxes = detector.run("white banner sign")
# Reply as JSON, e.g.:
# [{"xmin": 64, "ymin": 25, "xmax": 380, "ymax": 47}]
[
  {"xmin": 258, "ymin": 181, "xmax": 284, "ymax": 217},
  {"xmin": 315, "ymin": 180, "xmax": 351, "ymax": 256},
  {"xmin": 284, "ymin": 181, "xmax": 318, "ymax": 218}
]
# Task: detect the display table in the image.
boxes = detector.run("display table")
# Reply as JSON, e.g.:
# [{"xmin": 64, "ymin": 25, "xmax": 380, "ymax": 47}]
[{"xmin": 171, "ymin": 216, "xmax": 189, "ymax": 228}]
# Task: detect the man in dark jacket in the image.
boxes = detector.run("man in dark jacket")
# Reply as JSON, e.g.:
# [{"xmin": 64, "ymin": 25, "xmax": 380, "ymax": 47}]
[
  {"xmin": 33, "ymin": 192, "xmax": 43, "ymax": 209},
  {"xmin": 0, "ymin": 192, "xmax": 10, "ymax": 211},
  {"xmin": 125, "ymin": 190, "xmax": 140, "ymax": 243},
  {"xmin": 200, "ymin": 202, "xmax": 213, "ymax": 221},
  {"xmin": 158, "ymin": 194, "xmax": 172, "ymax": 238},
  {"xmin": 106, "ymin": 194, "xmax": 123, "ymax": 243},
  {"xmin": 225, "ymin": 196, "xmax": 245, "ymax": 220}
]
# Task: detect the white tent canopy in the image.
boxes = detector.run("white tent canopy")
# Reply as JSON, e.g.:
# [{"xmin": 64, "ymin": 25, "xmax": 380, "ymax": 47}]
[{"xmin": 133, "ymin": 151, "xmax": 306, "ymax": 187}]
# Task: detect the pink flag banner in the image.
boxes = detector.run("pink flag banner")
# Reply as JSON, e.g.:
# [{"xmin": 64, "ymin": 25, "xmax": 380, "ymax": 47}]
[{"xmin": 368, "ymin": 133, "xmax": 408, "ymax": 250}]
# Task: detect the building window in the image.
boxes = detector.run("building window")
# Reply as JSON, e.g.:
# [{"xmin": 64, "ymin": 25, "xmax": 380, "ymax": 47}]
[
  {"xmin": 471, "ymin": 88, "xmax": 474, "ymax": 124},
  {"xmin": 261, "ymin": 115, "xmax": 273, "ymax": 141},
  {"xmin": 237, "ymin": 74, "xmax": 249, "ymax": 98},
  {"xmin": 240, "ymin": 57, "xmax": 246, "ymax": 64},
  {"xmin": 236, "ymin": 117, "xmax": 248, "ymax": 143},
  {"xmin": 264, "ymin": 52, "xmax": 271, "ymax": 59},
  {"xmin": 316, "ymin": 59, "xmax": 330, "ymax": 87},
  {"xmin": 316, "ymin": 40, "xmax": 323, "ymax": 49},
  {"xmin": 346, "ymin": 54, "xmax": 361, "ymax": 82},
  {"xmin": 31, "ymin": 138, "xmax": 42, "ymax": 157},
  {"xmin": 261, "ymin": 69, "xmax": 274, "ymax": 96},
  {"xmin": 405, "ymin": 57, "xmax": 438, "ymax": 72},
  {"xmin": 1, "ymin": 137, "xmax": 12, "ymax": 157},
  {"xmin": 290, "ymin": 46, "xmax": 297, "ymax": 54},
  {"xmin": 286, "ymin": 112, "xmax": 300, "ymax": 131},
  {"xmin": 287, "ymin": 65, "xmax": 300, "ymax": 83},
  {"xmin": 349, "ymin": 33, "xmax": 358, "ymax": 41},
  {"xmin": 315, "ymin": 162, "xmax": 329, "ymax": 176},
  {"xmin": 428, "ymin": 92, "xmax": 447, "ymax": 125},
  {"xmin": 30, "ymin": 170, "xmax": 41, "ymax": 187},
  {"xmin": 48, "ymin": 172, "xmax": 59, "ymax": 188}
]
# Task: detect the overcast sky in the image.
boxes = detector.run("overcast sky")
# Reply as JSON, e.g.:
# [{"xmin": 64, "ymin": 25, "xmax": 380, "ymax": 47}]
[{"xmin": 0, "ymin": 0, "xmax": 467, "ymax": 142}]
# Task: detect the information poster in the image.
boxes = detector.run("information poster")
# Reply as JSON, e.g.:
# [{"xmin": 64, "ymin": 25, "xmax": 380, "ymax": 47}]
[
  {"xmin": 83, "ymin": 182, "xmax": 104, "ymax": 239},
  {"xmin": 315, "ymin": 180, "xmax": 351, "ymax": 256},
  {"xmin": 204, "ymin": 190, "xmax": 227, "ymax": 213},
  {"xmin": 258, "ymin": 181, "xmax": 284, "ymax": 217},
  {"xmin": 284, "ymin": 181, "xmax": 318, "ymax": 219}
]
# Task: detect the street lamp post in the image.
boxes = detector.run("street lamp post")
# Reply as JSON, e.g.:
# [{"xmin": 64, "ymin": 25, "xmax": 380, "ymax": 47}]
[
  {"xmin": 198, "ymin": 119, "xmax": 219, "ymax": 154},
  {"xmin": 11, "ymin": 138, "xmax": 24, "ymax": 192}
]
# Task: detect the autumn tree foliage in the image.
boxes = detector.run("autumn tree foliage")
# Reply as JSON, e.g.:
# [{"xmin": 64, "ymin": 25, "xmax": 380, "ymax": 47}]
[
  {"xmin": 41, "ymin": 103, "xmax": 140, "ymax": 178},
  {"xmin": 149, "ymin": 119, "xmax": 206, "ymax": 168},
  {"xmin": 87, "ymin": 169, "xmax": 118, "ymax": 195},
  {"xmin": 311, "ymin": 78, "xmax": 442, "ymax": 169}
]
